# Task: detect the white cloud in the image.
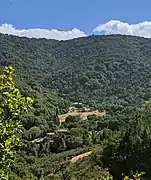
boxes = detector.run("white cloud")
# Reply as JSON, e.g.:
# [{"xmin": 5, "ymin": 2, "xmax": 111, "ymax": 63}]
[
  {"xmin": 2, "ymin": 21, "xmax": 151, "ymax": 40},
  {"xmin": 0, "ymin": 24, "xmax": 86, "ymax": 40},
  {"xmin": 93, "ymin": 20, "xmax": 151, "ymax": 38}
]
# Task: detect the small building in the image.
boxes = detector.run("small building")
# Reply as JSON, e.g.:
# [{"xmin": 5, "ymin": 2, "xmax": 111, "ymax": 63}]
[
  {"xmin": 72, "ymin": 102, "xmax": 83, "ymax": 108},
  {"xmin": 55, "ymin": 129, "xmax": 69, "ymax": 134},
  {"xmin": 47, "ymin": 132, "xmax": 55, "ymax": 137},
  {"xmin": 73, "ymin": 102, "xmax": 82, "ymax": 105}
]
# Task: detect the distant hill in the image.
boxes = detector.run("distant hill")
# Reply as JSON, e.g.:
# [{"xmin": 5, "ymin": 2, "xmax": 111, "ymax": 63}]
[
  {"xmin": 1, "ymin": 33, "xmax": 151, "ymax": 111},
  {"xmin": 2, "ymin": 33, "xmax": 151, "ymax": 179}
]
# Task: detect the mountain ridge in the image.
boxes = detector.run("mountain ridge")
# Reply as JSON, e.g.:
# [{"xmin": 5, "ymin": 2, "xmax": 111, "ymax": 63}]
[
  {"xmin": 1, "ymin": 33, "xmax": 151, "ymax": 106},
  {"xmin": 1, "ymin": 33, "xmax": 151, "ymax": 179}
]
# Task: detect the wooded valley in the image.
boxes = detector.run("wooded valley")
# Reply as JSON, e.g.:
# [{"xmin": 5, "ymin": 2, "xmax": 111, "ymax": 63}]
[{"xmin": 1, "ymin": 34, "xmax": 151, "ymax": 179}]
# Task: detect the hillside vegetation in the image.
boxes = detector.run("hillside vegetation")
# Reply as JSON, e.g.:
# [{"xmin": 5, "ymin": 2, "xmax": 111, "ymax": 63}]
[
  {"xmin": 1, "ymin": 34, "xmax": 151, "ymax": 106},
  {"xmin": 1, "ymin": 34, "xmax": 151, "ymax": 179}
]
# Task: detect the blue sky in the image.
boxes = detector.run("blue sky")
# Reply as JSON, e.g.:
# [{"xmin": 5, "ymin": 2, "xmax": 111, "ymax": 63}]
[{"xmin": 0, "ymin": 0, "xmax": 151, "ymax": 40}]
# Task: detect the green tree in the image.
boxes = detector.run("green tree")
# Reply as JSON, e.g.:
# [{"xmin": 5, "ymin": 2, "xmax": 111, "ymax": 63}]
[
  {"xmin": 102, "ymin": 105, "xmax": 151, "ymax": 179},
  {"xmin": 0, "ymin": 66, "xmax": 33, "ymax": 179}
]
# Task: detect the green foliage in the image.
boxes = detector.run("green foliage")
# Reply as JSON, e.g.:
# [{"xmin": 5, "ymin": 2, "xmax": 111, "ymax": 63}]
[
  {"xmin": 0, "ymin": 34, "xmax": 150, "ymax": 135},
  {"xmin": 0, "ymin": 66, "xmax": 33, "ymax": 179},
  {"xmin": 101, "ymin": 102, "xmax": 151, "ymax": 179},
  {"xmin": 0, "ymin": 34, "xmax": 151, "ymax": 110},
  {"xmin": 124, "ymin": 171, "xmax": 145, "ymax": 180},
  {"xmin": 1, "ymin": 34, "xmax": 151, "ymax": 179}
]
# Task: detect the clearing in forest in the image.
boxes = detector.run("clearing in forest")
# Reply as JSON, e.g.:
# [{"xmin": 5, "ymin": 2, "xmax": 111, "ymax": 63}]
[
  {"xmin": 59, "ymin": 110, "xmax": 106, "ymax": 122},
  {"xmin": 70, "ymin": 151, "xmax": 93, "ymax": 163}
]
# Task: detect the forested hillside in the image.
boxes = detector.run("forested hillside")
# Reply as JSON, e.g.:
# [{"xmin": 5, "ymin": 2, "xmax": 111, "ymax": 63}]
[
  {"xmin": 1, "ymin": 33, "xmax": 151, "ymax": 179},
  {"xmin": 1, "ymin": 34, "xmax": 151, "ymax": 105}
]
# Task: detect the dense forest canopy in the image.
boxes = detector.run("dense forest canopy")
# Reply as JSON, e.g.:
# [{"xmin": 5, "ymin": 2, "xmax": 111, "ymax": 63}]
[
  {"xmin": 1, "ymin": 33, "xmax": 151, "ymax": 179},
  {"xmin": 1, "ymin": 34, "xmax": 151, "ymax": 104}
]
